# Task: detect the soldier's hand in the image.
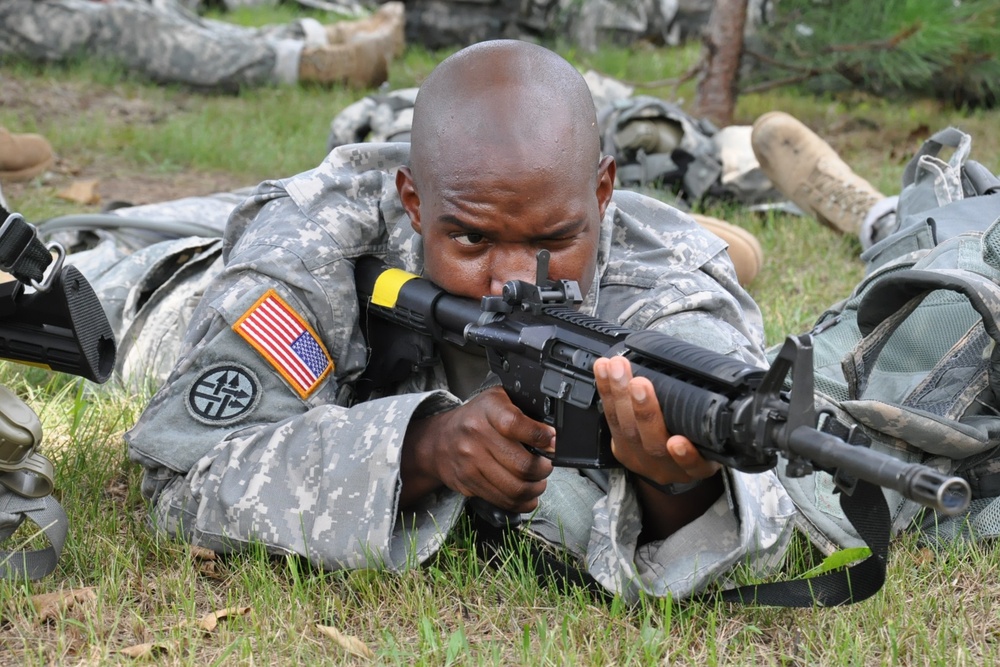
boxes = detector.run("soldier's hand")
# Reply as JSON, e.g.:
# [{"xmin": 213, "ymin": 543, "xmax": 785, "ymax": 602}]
[
  {"xmin": 401, "ymin": 386, "xmax": 555, "ymax": 512},
  {"xmin": 593, "ymin": 355, "xmax": 721, "ymax": 486}
]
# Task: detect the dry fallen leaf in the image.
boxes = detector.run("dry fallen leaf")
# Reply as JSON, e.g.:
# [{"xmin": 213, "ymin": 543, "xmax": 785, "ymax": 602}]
[
  {"xmin": 104, "ymin": 476, "xmax": 130, "ymax": 503},
  {"xmin": 30, "ymin": 587, "xmax": 97, "ymax": 623},
  {"xmin": 190, "ymin": 545, "xmax": 217, "ymax": 561},
  {"xmin": 914, "ymin": 547, "xmax": 936, "ymax": 566},
  {"xmin": 119, "ymin": 641, "xmax": 175, "ymax": 658},
  {"xmin": 56, "ymin": 178, "xmax": 101, "ymax": 204},
  {"xmin": 196, "ymin": 606, "xmax": 251, "ymax": 633},
  {"xmin": 197, "ymin": 560, "xmax": 223, "ymax": 580},
  {"xmin": 316, "ymin": 624, "xmax": 374, "ymax": 660}
]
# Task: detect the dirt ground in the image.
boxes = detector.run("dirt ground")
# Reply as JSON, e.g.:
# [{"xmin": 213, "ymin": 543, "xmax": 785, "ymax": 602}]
[{"xmin": 1, "ymin": 72, "xmax": 250, "ymax": 209}]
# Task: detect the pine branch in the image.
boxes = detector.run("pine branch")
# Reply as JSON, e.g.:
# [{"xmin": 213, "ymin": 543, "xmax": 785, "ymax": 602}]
[
  {"xmin": 744, "ymin": 0, "xmax": 1000, "ymax": 107},
  {"xmin": 740, "ymin": 72, "xmax": 821, "ymax": 94},
  {"xmin": 744, "ymin": 47, "xmax": 825, "ymax": 74},
  {"xmin": 823, "ymin": 23, "xmax": 922, "ymax": 53}
]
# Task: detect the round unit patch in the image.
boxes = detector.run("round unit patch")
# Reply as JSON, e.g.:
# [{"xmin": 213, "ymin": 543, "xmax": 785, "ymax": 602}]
[{"xmin": 187, "ymin": 365, "xmax": 260, "ymax": 424}]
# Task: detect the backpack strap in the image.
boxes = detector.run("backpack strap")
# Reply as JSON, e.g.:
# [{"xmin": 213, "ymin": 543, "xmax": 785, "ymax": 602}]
[
  {"xmin": 901, "ymin": 127, "xmax": 972, "ymax": 189},
  {"xmin": 895, "ymin": 127, "xmax": 972, "ymax": 233},
  {"xmin": 0, "ymin": 491, "xmax": 67, "ymax": 580},
  {"xmin": 857, "ymin": 268, "xmax": 1000, "ymax": 343},
  {"xmin": 844, "ymin": 267, "xmax": 1000, "ymax": 459}
]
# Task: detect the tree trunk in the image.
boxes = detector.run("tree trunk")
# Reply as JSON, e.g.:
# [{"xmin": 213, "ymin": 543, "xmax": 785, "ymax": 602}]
[{"xmin": 694, "ymin": 0, "xmax": 749, "ymax": 128}]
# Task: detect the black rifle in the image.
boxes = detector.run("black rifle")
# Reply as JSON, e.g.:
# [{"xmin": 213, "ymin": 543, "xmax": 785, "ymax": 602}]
[{"xmin": 354, "ymin": 251, "xmax": 971, "ymax": 518}]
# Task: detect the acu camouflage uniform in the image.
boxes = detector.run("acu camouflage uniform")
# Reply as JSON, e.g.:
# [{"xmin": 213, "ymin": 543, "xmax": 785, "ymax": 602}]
[
  {"xmin": 0, "ymin": 0, "xmax": 332, "ymax": 89},
  {"xmin": 121, "ymin": 142, "xmax": 795, "ymax": 601}
]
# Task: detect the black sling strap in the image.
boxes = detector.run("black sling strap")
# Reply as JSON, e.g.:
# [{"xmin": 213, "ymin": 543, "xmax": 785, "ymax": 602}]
[
  {"xmin": 718, "ymin": 479, "xmax": 889, "ymax": 607},
  {"xmin": 469, "ymin": 477, "xmax": 891, "ymax": 608},
  {"xmin": 0, "ymin": 210, "xmax": 54, "ymax": 287}
]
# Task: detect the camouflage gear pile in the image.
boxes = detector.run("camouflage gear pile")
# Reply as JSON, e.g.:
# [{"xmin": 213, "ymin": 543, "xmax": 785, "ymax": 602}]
[
  {"xmin": 0, "ymin": 0, "xmax": 331, "ymax": 89},
  {"xmin": 775, "ymin": 127, "xmax": 1000, "ymax": 555},
  {"xmin": 117, "ymin": 143, "xmax": 794, "ymax": 601},
  {"xmin": 327, "ymin": 78, "xmax": 780, "ymax": 208},
  {"xmin": 327, "ymin": 88, "xmax": 417, "ymax": 150}
]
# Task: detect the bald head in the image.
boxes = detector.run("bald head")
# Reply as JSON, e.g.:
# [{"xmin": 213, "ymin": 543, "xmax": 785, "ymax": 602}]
[{"xmin": 409, "ymin": 40, "xmax": 601, "ymax": 188}]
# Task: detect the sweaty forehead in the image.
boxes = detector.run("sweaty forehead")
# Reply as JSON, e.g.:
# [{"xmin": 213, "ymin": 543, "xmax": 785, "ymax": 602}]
[{"xmin": 433, "ymin": 101, "xmax": 582, "ymax": 179}]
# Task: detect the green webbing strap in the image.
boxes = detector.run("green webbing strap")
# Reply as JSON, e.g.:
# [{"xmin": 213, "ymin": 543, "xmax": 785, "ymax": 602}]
[
  {"xmin": 0, "ymin": 491, "xmax": 67, "ymax": 580},
  {"xmin": 0, "ymin": 212, "xmax": 53, "ymax": 286},
  {"xmin": 0, "ymin": 384, "xmax": 63, "ymax": 580}
]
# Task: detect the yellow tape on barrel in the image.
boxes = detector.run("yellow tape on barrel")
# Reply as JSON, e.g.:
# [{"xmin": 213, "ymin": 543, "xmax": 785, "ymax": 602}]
[{"xmin": 372, "ymin": 268, "xmax": 418, "ymax": 308}]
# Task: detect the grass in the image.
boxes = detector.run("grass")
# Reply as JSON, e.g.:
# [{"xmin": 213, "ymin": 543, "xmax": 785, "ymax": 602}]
[{"xmin": 3, "ymin": 5, "xmax": 1000, "ymax": 665}]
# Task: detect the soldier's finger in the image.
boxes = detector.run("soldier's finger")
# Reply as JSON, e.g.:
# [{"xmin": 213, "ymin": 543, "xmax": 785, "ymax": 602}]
[
  {"xmin": 597, "ymin": 356, "xmax": 641, "ymax": 443},
  {"xmin": 489, "ymin": 405, "xmax": 556, "ymax": 453},
  {"xmin": 489, "ymin": 437, "xmax": 554, "ymax": 482},
  {"xmin": 666, "ymin": 436, "xmax": 721, "ymax": 480},
  {"xmin": 627, "ymin": 377, "xmax": 670, "ymax": 457},
  {"xmin": 474, "ymin": 456, "xmax": 549, "ymax": 510}
]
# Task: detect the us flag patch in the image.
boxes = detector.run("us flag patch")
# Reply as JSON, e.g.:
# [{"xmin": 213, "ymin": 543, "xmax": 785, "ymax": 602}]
[{"xmin": 233, "ymin": 290, "xmax": 333, "ymax": 398}]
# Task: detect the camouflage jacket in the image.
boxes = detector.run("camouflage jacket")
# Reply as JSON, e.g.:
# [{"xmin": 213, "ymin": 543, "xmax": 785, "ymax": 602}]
[{"xmin": 124, "ymin": 142, "xmax": 794, "ymax": 601}]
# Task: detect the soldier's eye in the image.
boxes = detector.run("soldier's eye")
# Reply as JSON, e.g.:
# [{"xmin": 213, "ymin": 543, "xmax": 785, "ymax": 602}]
[{"xmin": 454, "ymin": 233, "xmax": 486, "ymax": 246}]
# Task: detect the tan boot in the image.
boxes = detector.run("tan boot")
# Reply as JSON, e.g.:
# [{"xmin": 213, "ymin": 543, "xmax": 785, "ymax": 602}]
[
  {"xmin": 0, "ymin": 127, "xmax": 54, "ymax": 183},
  {"xmin": 690, "ymin": 213, "xmax": 764, "ymax": 286},
  {"xmin": 751, "ymin": 111, "xmax": 884, "ymax": 236},
  {"xmin": 298, "ymin": 40, "xmax": 389, "ymax": 89},
  {"xmin": 326, "ymin": 2, "xmax": 405, "ymax": 60}
]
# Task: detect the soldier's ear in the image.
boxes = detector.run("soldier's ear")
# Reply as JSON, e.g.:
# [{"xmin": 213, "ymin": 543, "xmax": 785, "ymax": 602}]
[
  {"xmin": 596, "ymin": 155, "xmax": 615, "ymax": 218},
  {"xmin": 396, "ymin": 167, "xmax": 422, "ymax": 234}
]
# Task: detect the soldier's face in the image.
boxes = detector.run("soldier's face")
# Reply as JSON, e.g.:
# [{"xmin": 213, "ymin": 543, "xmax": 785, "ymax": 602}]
[{"xmin": 397, "ymin": 154, "xmax": 614, "ymax": 300}]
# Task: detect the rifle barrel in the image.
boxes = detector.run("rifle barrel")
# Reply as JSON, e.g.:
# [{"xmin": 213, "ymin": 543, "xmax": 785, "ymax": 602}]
[{"xmin": 786, "ymin": 425, "xmax": 971, "ymax": 515}]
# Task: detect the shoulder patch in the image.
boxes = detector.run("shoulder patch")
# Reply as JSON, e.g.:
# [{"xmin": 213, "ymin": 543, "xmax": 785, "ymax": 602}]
[
  {"xmin": 232, "ymin": 289, "xmax": 333, "ymax": 398},
  {"xmin": 187, "ymin": 365, "xmax": 261, "ymax": 424}
]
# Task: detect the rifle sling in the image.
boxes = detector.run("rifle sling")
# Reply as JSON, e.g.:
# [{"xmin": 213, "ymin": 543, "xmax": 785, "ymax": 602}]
[
  {"xmin": 0, "ymin": 212, "xmax": 52, "ymax": 285},
  {"xmin": 474, "ymin": 477, "xmax": 890, "ymax": 608},
  {"xmin": 717, "ymin": 479, "xmax": 889, "ymax": 607}
]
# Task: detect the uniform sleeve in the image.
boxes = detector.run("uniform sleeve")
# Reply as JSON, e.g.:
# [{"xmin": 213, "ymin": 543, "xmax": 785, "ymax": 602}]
[
  {"xmin": 586, "ymin": 469, "xmax": 796, "ymax": 602},
  {"xmin": 125, "ymin": 191, "xmax": 467, "ymax": 571},
  {"xmin": 577, "ymin": 202, "xmax": 796, "ymax": 601},
  {"xmin": 582, "ymin": 284, "xmax": 797, "ymax": 601}
]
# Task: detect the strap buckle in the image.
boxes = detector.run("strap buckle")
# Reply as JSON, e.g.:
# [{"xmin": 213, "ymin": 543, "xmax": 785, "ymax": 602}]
[
  {"xmin": 32, "ymin": 242, "xmax": 65, "ymax": 293},
  {"xmin": 0, "ymin": 212, "xmax": 64, "ymax": 291}
]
